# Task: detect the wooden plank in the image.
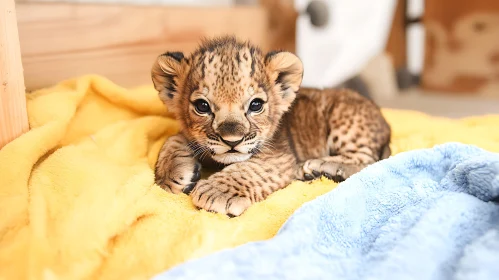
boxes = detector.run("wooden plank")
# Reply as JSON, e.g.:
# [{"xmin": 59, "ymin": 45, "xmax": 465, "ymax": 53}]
[
  {"xmin": 422, "ymin": 0, "xmax": 499, "ymax": 96},
  {"xmin": 385, "ymin": 0, "xmax": 407, "ymax": 69},
  {"xmin": 259, "ymin": 0, "xmax": 297, "ymax": 52},
  {"xmin": 1, "ymin": 0, "xmax": 29, "ymax": 149},
  {"xmin": 16, "ymin": 3, "xmax": 270, "ymax": 90}
]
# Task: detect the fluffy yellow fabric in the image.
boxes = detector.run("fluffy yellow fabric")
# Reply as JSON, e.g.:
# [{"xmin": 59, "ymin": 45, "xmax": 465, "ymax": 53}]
[{"xmin": 1, "ymin": 75, "xmax": 498, "ymax": 280}]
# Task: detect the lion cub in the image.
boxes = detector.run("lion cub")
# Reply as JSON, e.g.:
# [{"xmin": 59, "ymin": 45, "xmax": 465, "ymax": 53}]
[{"xmin": 152, "ymin": 36, "xmax": 391, "ymax": 216}]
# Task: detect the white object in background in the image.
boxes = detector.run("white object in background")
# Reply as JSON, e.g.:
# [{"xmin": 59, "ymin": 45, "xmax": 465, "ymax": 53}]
[
  {"xmin": 295, "ymin": 0, "xmax": 397, "ymax": 88},
  {"xmin": 406, "ymin": 0, "xmax": 424, "ymax": 19},
  {"xmin": 406, "ymin": 0, "xmax": 425, "ymax": 75},
  {"xmin": 407, "ymin": 23, "xmax": 425, "ymax": 76}
]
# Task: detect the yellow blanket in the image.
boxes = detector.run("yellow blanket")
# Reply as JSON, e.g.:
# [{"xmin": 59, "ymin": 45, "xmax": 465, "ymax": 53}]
[{"xmin": 1, "ymin": 75, "xmax": 499, "ymax": 280}]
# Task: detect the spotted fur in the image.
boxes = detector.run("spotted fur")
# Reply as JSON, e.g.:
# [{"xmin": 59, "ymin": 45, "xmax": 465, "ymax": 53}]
[{"xmin": 151, "ymin": 36, "xmax": 391, "ymax": 216}]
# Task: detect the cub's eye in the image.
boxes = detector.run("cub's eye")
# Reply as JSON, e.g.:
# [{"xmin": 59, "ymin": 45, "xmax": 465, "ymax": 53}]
[
  {"xmin": 193, "ymin": 99, "xmax": 211, "ymax": 114},
  {"xmin": 249, "ymin": 98, "xmax": 264, "ymax": 113}
]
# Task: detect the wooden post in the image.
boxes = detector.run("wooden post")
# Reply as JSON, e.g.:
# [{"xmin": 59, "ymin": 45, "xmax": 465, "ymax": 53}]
[{"xmin": 0, "ymin": 0, "xmax": 28, "ymax": 149}]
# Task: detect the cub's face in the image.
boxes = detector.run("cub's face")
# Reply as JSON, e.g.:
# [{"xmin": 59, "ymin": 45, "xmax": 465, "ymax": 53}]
[{"xmin": 152, "ymin": 37, "xmax": 303, "ymax": 164}]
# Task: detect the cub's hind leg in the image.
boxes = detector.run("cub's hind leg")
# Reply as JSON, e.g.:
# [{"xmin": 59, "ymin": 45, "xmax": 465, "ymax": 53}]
[
  {"xmin": 297, "ymin": 89, "xmax": 391, "ymax": 182},
  {"xmin": 297, "ymin": 153, "xmax": 385, "ymax": 182}
]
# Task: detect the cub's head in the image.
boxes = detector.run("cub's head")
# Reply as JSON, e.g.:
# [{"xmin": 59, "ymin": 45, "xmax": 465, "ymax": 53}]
[{"xmin": 151, "ymin": 36, "xmax": 303, "ymax": 164}]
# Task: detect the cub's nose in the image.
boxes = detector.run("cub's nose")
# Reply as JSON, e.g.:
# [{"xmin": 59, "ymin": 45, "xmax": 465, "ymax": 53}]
[
  {"xmin": 216, "ymin": 121, "xmax": 246, "ymax": 148},
  {"xmin": 219, "ymin": 136, "xmax": 243, "ymax": 148}
]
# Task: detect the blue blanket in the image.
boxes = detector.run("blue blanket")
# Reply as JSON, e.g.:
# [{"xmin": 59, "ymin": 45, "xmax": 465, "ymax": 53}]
[{"xmin": 153, "ymin": 143, "xmax": 499, "ymax": 280}]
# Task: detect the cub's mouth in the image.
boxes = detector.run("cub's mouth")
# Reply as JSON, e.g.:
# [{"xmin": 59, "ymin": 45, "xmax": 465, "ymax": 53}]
[
  {"xmin": 203, "ymin": 134, "xmax": 262, "ymax": 164},
  {"xmin": 212, "ymin": 152, "xmax": 252, "ymax": 164}
]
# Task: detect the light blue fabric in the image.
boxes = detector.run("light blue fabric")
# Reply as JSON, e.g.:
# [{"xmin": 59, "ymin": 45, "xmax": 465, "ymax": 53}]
[{"xmin": 153, "ymin": 142, "xmax": 499, "ymax": 280}]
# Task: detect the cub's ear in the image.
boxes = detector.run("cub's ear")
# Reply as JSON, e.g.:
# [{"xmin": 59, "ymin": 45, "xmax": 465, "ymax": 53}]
[
  {"xmin": 151, "ymin": 52, "xmax": 189, "ymax": 104},
  {"xmin": 264, "ymin": 50, "xmax": 304, "ymax": 105}
]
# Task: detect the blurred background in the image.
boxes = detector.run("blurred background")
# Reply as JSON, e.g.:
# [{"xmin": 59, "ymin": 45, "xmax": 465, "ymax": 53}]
[{"xmin": 15, "ymin": 0, "xmax": 499, "ymax": 118}]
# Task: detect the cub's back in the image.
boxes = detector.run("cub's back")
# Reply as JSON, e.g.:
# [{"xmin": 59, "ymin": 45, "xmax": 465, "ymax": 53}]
[{"xmin": 282, "ymin": 88, "xmax": 391, "ymax": 162}]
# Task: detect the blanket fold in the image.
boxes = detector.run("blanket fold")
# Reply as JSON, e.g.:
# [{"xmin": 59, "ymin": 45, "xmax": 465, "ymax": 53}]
[
  {"xmin": 153, "ymin": 143, "xmax": 499, "ymax": 280},
  {"xmin": 1, "ymin": 75, "xmax": 499, "ymax": 280}
]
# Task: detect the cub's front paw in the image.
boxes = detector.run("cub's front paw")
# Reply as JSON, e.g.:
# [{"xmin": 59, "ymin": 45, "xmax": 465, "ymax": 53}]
[
  {"xmin": 190, "ymin": 179, "xmax": 251, "ymax": 217},
  {"xmin": 155, "ymin": 155, "xmax": 201, "ymax": 195}
]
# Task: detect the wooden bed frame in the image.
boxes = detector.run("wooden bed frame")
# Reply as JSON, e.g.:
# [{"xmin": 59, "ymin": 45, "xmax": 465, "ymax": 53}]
[
  {"xmin": 1, "ymin": 0, "xmax": 28, "ymax": 149},
  {"xmin": 0, "ymin": 0, "xmax": 273, "ymax": 149}
]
